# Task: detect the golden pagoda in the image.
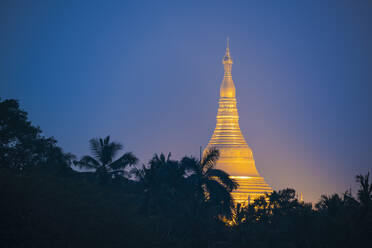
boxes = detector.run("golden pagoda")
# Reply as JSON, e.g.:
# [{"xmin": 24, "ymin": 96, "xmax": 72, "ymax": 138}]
[{"xmin": 204, "ymin": 38, "xmax": 272, "ymax": 205}]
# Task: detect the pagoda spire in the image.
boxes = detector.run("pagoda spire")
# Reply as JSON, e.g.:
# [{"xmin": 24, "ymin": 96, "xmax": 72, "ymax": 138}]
[
  {"xmin": 204, "ymin": 39, "xmax": 272, "ymax": 205},
  {"xmin": 226, "ymin": 37, "xmax": 230, "ymax": 57},
  {"xmin": 223, "ymin": 37, "xmax": 233, "ymax": 67},
  {"xmin": 220, "ymin": 37, "xmax": 235, "ymax": 97}
]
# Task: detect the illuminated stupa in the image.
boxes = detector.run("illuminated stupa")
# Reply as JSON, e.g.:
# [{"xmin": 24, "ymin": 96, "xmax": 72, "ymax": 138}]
[{"xmin": 204, "ymin": 39, "xmax": 272, "ymax": 205}]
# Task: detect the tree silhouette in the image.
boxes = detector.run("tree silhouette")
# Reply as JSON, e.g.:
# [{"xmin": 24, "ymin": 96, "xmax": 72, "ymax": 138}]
[
  {"xmin": 74, "ymin": 136, "xmax": 138, "ymax": 181},
  {"xmin": 2, "ymin": 98, "xmax": 372, "ymax": 248},
  {"xmin": 0, "ymin": 98, "xmax": 73, "ymax": 173},
  {"xmin": 135, "ymin": 153, "xmax": 187, "ymax": 217},
  {"xmin": 181, "ymin": 148, "xmax": 238, "ymax": 219},
  {"xmin": 356, "ymin": 172, "xmax": 372, "ymax": 210}
]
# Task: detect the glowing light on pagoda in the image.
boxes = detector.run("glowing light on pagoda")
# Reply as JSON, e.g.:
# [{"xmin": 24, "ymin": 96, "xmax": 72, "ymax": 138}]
[{"xmin": 204, "ymin": 38, "xmax": 272, "ymax": 205}]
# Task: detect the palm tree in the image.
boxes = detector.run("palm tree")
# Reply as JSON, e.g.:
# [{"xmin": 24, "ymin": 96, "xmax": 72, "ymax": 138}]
[
  {"xmin": 181, "ymin": 148, "xmax": 238, "ymax": 219},
  {"xmin": 356, "ymin": 172, "xmax": 372, "ymax": 211},
  {"xmin": 74, "ymin": 136, "xmax": 138, "ymax": 180}
]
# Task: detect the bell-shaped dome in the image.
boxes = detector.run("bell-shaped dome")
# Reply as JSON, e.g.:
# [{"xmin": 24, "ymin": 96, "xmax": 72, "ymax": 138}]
[{"xmin": 220, "ymin": 76, "xmax": 236, "ymax": 98}]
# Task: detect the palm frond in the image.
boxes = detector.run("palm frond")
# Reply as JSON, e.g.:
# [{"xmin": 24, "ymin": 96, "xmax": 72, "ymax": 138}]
[
  {"xmin": 127, "ymin": 166, "xmax": 141, "ymax": 179},
  {"xmin": 207, "ymin": 168, "xmax": 238, "ymax": 192},
  {"xmin": 74, "ymin": 155, "xmax": 101, "ymax": 169},
  {"xmin": 110, "ymin": 152, "xmax": 138, "ymax": 170},
  {"xmin": 201, "ymin": 147, "xmax": 219, "ymax": 172},
  {"xmin": 167, "ymin": 152, "xmax": 171, "ymax": 161},
  {"xmin": 180, "ymin": 156, "xmax": 200, "ymax": 174},
  {"xmin": 64, "ymin": 153, "xmax": 77, "ymax": 166},
  {"xmin": 106, "ymin": 142, "xmax": 123, "ymax": 161},
  {"xmin": 160, "ymin": 153, "xmax": 166, "ymax": 163},
  {"xmin": 104, "ymin": 135, "xmax": 110, "ymax": 145},
  {"xmin": 89, "ymin": 136, "xmax": 123, "ymax": 165},
  {"xmin": 204, "ymin": 179, "xmax": 235, "ymax": 218},
  {"xmin": 89, "ymin": 138, "xmax": 102, "ymax": 160},
  {"xmin": 150, "ymin": 153, "xmax": 172, "ymax": 167},
  {"xmin": 356, "ymin": 172, "xmax": 372, "ymax": 206},
  {"xmin": 131, "ymin": 164, "xmax": 147, "ymax": 181},
  {"xmin": 149, "ymin": 154, "xmax": 161, "ymax": 167}
]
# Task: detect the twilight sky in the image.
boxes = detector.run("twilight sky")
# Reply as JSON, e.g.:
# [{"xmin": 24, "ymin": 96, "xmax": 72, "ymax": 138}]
[{"xmin": 1, "ymin": 0, "xmax": 371, "ymax": 202}]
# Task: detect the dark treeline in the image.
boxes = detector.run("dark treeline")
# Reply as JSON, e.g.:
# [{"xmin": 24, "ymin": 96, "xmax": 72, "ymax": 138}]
[{"xmin": 0, "ymin": 98, "xmax": 371, "ymax": 248}]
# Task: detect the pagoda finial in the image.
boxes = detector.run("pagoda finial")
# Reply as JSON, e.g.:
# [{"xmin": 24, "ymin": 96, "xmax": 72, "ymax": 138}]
[
  {"xmin": 226, "ymin": 36, "xmax": 230, "ymax": 53},
  {"xmin": 223, "ymin": 37, "xmax": 233, "ymax": 65},
  {"xmin": 226, "ymin": 36, "xmax": 230, "ymax": 56}
]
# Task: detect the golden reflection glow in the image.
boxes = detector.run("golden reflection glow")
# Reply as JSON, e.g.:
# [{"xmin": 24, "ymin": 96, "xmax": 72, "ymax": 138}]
[
  {"xmin": 204, "ymin": 39, "xmax": 272, "ymax": 205},
  {"xmin": 230, "ymin": 176, "xmax": 252, "ymax": 179}
]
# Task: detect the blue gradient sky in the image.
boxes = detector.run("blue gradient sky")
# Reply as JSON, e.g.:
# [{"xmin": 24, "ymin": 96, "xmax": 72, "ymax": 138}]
[{"xmin": 1, "ymin": 0, "xmax": 371, "ymax": 202}]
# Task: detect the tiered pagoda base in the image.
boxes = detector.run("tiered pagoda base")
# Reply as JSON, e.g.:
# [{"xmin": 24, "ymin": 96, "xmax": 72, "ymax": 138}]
[{"xmin": 230, "ymin": 176, "xmax": 273, "ymax": 206}]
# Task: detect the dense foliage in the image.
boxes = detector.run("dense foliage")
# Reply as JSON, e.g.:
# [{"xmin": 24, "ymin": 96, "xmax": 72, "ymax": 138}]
[{"xmin": 0, "ymin": 98, "xmax": 371, "ymax": 248}]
